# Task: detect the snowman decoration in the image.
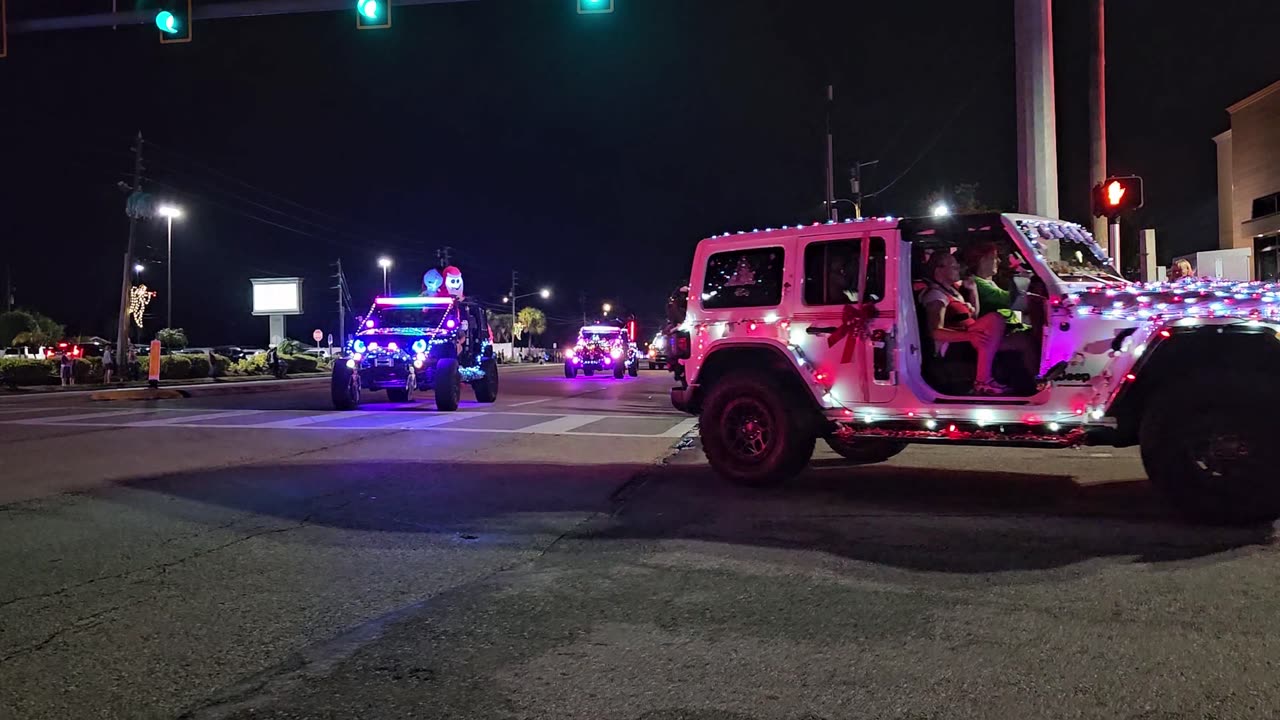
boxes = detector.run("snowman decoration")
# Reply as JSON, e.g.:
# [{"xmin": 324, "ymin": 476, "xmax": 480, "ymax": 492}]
[{"xmin": 443, "ymin": 266, "xmax": 464, "ymax": 299}]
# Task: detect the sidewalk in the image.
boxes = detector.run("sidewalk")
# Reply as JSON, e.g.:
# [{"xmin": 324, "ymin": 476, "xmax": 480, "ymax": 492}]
[{"xmin": 0, "ymin": 372, "xmax": 329, "ymax": 397}]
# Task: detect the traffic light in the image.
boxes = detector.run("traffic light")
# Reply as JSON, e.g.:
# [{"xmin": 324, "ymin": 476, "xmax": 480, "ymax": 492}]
[
  {"xmin": 578, "ymin": 0, "xmax": 614, "ymax": 14},
  {"xmin": 356, "ymin": 0, "xmax": 391, "ymax": 29},
  {"xmin": 156, "ymin": 0, "xmax": 192, "ymax": 44},
  {"xmin": 1093, "ymin": 176, "xmax": 1144, "ymax": 218}
]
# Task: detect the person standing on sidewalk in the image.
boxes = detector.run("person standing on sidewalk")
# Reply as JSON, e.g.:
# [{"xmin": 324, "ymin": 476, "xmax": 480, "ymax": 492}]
[
  {"xmin": 102, "ymin": 346, "xmax": 116, "ymax": 384},
  {"xmin": 59, "ymin": 350, "xmax": 74, "ymax": 386}
]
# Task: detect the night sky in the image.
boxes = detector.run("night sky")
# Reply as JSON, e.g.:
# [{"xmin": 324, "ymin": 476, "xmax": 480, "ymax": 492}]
[{"xmin": 2, "ymin": 0, "xmax": 1277, "ymax": 347}]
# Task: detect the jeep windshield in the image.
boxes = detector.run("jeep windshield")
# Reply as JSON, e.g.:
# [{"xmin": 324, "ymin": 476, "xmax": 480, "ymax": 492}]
[
  {"xmin": 362, "ymin": 306, "xmax": 453, "ymax": 333},
  {"xmin": 579, "ymin": 328, "xmax": 623, "ymax": 343},
  {"xmin": 1009, "ymin": 218, "xmax": 1124, "ymax": 283}
]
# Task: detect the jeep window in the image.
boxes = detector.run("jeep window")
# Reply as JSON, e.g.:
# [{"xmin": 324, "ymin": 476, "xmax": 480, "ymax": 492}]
[
  {"xmin": 701, "ymin": 247, "xmax": 784, "ymax": 309},
  {"xmin": 802, "ymin": 237, "xmax": 886, "ymax": 305}
]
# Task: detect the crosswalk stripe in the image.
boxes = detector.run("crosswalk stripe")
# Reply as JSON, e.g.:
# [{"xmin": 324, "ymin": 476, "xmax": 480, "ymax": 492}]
[
  {"xmin": 253, "ymin": 413, "xmax": 348, "ymax": 428},
  {"xmin": 13, "ymin": 408, "xmax": 159, "ymax": 424},
  {"xmin": 659, "ymin": 417, "xmax": 699, "ymax": 438},
  {"xmin": 520, "ymin": 414, "xmax": 607, "ymax": 434},
  {"xmin": 126, "ymin": 410, "xmax": 265, "ymax": 427}
]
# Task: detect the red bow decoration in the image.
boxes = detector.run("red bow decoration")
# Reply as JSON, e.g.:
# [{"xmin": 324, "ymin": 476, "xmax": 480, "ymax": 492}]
[{"xmin": 827, "ymin": 302, "xmax": 878, "ymax": 364}]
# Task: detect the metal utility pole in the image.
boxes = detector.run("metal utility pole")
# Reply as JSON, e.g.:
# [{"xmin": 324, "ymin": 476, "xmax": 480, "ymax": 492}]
[
  {"xmin": 437, "ymin": 246, "xmax": 453, "ymax": 267},
  {"xmin": 579, "ymin": 290, "xmax": 587, "ymax": 326},
  {"xmin": 165, "ymin": 215, "xmax": 174, "ymax": 329},
  {"xmin": 510, "ymin": 270, "xmax": 518, "ymax": 345},
  {"xmin": 824, "ymin": 85, "xmax": 837, "ymax": 222},
  {"xmin": 1014, "ymin": 0, "xmax": 1060, "ymax": 218},
  {"xmin": 850, "ymin": 160, "xmax": 878, "ymax": 219},
  {"xmin": 332, "ymin": 259, "xmax": 350, "ymax": 345},
  {"xmin": 1088, "ymin": 0, "xmax": 1108, "ymax": 242},
  {"xmin": 4, "ymin": 264, "xmax": 12, "ymax": 312},
  {"xmin": 115, "ymin": 132, "xmax": 144, "ymax": 366}
]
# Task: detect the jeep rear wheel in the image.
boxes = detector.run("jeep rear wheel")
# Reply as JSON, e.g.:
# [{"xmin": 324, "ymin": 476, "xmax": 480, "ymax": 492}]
[
  {"xmin": 434, "ymin": 358, "xmax": 462, "ymax": 412},
  {"xmin": 700, "ymin": 371, "xmax": 816, "ymax": 487},
  {"xmin": 473, "ymin": 358, "xmax": 499, "ymax": 403},
  {"xmin": 613, "ymin": 363, "xmax": 625, "ymax": 379},
  {"xmin": 824, "ymin": 437, "xmax": 907, "ymax": 465},
  {"xmin": 627, "ymin": 361, "xmax": 638, "ymax": 377},
  {"xmin": 1140, "ymin": 373, "xmax": 1280, "ymax": 525}
]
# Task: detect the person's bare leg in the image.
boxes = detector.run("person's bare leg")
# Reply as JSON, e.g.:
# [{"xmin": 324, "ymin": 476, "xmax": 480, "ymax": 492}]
[{"xmin": 972, "ymin": 314, "xmax": 1006, "ymax": 384}]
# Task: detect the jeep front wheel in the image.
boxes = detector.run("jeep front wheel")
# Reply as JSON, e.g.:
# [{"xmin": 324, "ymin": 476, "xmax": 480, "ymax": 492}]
[
  {"xmin": 564, "ymin": 361, "xmax": 577, "ymax": 378},
  {"xmin": 331, "ymin": 363, "xmax": 360, "ymax": 410},
  {"xmin": 434, "ymin": 358, "xmax": 462, "ymax": 412},
  {"xmin": 1140, "ymin": 374, "xmax": 1280, "ymax": 525},
  {"xmin": 700, "ymin": 372, "xmax": 816, "ymax": 487},
  {"xmin": 824, "ymin": 437, "xmax": 907, "ymax": 465}
]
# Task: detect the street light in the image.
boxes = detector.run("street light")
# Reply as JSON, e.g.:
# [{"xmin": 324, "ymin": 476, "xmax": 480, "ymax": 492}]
[
  {"xmin": 931, "ymin": 202, "xmax": 950, "ymax": 217},
  {"xmin": 377, "ymin": 256, "xmax": 392, "ymax": 295},
  {"xmin": 133, "ymin": 263, "xmax": 145, "ymax": 274},
  {"xmin": 602, "ymin": 302, "xmax": 612, "ymax": 316},
  {"xmin": 157, "ymin": 204, "xmax": 183, "ymax": 329}
]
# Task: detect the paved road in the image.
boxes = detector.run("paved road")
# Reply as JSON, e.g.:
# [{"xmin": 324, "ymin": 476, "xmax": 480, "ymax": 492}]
[{"xmin": 2, "ymin": 366, "xmax": 1277, "ymax": 719}]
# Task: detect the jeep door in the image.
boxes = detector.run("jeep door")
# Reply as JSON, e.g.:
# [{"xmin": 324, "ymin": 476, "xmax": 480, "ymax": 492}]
[{"xmin": 794, "ymin": 231, "xmax": 898, "ymax": 405}]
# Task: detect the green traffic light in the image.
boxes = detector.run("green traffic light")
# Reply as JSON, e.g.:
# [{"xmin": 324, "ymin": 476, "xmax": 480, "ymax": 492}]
[
  {"xmin": 357, "ymin": 0, "xmax": 381, "ymax": 20},
  {"xmin": 155, "ymin": 11, "xmax": 179, "ymax": 34}
]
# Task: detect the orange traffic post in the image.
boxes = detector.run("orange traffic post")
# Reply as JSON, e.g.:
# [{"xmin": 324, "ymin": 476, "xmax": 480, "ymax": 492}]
[{"xmin": 148, "ymin": 340, "xmax": 162, "ymax": 388}]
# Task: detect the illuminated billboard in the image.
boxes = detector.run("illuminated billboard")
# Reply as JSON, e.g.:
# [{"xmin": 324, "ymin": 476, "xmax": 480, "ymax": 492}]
[{"xmin": 251, "ymin": 277, "xmax": 303, "ymax": 316}]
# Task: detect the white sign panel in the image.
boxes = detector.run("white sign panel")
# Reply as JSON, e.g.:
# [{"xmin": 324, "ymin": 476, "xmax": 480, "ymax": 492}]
[{"xmin": 251, "ymin": 277, "xmax": 303, "ymax": 316}]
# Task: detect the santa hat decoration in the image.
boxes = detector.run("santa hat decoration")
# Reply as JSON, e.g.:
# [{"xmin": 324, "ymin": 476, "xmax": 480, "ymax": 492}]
[{"xmin": 443, "ymin": 266, "xmax": 464, "ymax": 298}]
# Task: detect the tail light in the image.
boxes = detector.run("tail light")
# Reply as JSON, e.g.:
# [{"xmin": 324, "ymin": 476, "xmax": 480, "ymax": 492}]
[{"xmin": 673, "ymin": 331, "xmax": 691, "ymax": 359}]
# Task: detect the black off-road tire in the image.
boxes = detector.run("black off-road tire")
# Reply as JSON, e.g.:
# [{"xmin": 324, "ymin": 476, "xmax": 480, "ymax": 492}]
[
  {"xmin": 434, "ymin": 358, "xmax": 462, "ymax": 412},
  {"xmin": 473, "ymin": 359, "xmax": 499, "ymax": 403},
  {"xmin": 699, "ymin": 371, "xmax": 817, "ymax": 487},
  {"xmin": 1140, "ymin": 373, "xmax": 1280, "ymax": 525},
  {"xmin": 331, "ymin": 364, "xmax": 360, "ymax": 410},
  {"xmin": 613, "ymin": 363, "xmax": 625, "ymax": 379},
  {"xmin": 824, "ymin": 437, "xmax": 908, "ymax": 465},
  {"xmin": 564, "ymin": 362, "xmax": 577, "ymax": 378},
  {"xmin": 627, "ymin": 361, "xmax": 638, "ymax": 377}
]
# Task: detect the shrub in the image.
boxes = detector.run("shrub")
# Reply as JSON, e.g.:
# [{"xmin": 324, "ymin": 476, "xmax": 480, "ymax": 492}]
[
  {"xmin": 74, "ymin": 358, "xmax": 103, "ymax": 384},
  {"xmin": 284, "ymin": 354, "xmax": 318, "ymax": 374},
  {"xmin": 156, "ymin": 328, "xmax": 189, "ymax": 350},
  {"xmin": 0, "ymin": 358, "xmax": 56, "ymax": 386},
  {"xmin": 211, "ymin": 354, "xmax": 231, "ymax": 377},
  {"xmin": 277, "ymin": 338, "xmax": 305, "ymax": 356},
  {"xmin": 186, "ymin": 355, "xmax": 211, "ymax": 379},
  {"xmin": 160, "ymin": 355, "xmax": 191, "ymax": 380},
  {"xmin": 231, "ymin": 353, "xmax": 270, "ymax": 376}
]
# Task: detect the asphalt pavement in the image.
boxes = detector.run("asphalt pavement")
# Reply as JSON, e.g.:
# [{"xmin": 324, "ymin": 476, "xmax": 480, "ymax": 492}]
[{"xmin": 2, "ymin": 365, "xmax": 1277, "ymax": 720}]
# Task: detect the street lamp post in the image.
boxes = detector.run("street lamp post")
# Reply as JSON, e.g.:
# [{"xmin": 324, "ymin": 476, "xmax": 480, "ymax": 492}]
[
  {"xmin": 602, "ymin": 302, "xmax": 612, "ymax": 317},
  {"xmin": 504, "ymin": 288, "xmax": 551, "ymax": 359},
  {"xmin": 377, "ymin": 256, "xmax": 393, "ymax": 295},
  {"xmin": 157, "ymin": 204, "xmax": 183, "ymax": 330}
]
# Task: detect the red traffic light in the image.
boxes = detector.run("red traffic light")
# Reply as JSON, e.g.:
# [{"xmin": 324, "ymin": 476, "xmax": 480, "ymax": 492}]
[{"xmin": 1093, "ymin": 175, "xmax": 1143, "ymax": 218}]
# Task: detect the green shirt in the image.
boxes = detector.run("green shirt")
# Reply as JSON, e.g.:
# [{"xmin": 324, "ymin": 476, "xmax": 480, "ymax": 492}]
[{"xmin": 974, "ymin": 277, "xmax": 1021, "ymax": 326}]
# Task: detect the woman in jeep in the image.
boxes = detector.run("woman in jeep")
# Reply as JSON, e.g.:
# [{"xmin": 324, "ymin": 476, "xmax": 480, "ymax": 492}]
[{"xmin": 918, "ymin": 250, "xmax": 1009, "ymax": 395}]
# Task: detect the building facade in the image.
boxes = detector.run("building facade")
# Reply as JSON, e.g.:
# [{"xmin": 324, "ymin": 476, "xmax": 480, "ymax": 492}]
[{"xmin": 1215, "ymin": 79, "xmax": 1280, "ymax": 280}]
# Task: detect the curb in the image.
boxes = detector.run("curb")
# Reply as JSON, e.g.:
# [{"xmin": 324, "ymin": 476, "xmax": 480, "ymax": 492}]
[{"xmin": 89, "ymin": 388, "xmax": 188, "ymax": 401}]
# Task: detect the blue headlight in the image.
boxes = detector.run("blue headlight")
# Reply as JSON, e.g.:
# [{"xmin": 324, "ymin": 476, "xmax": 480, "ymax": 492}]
[
  {"xmin": 412, "ymin": 339, "xmax": 427, "ymax": 353},
  {"xmin": 353, "ymin": 339, "xmax": 366, "ymax": 353}
]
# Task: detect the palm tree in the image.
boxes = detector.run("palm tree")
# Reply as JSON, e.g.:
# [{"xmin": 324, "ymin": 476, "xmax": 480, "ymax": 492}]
[{"xmin": 516, "ymin": 307, "xmax": 547, "ymax": 349}]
